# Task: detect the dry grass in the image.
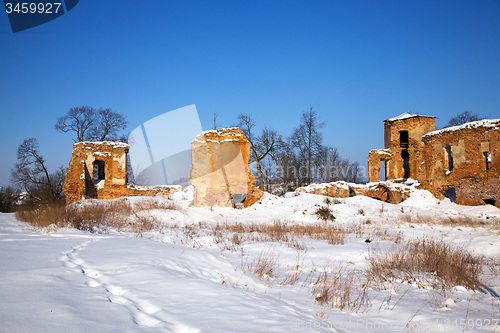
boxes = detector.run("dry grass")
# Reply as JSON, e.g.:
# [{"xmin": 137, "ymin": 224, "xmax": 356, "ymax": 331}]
[
  {"xmin": 314, "ymin": 206, "xmax": 336, "ymax": 222},
  {"xmin": 368, "ymin": 238, "xmax": 484, "ymax": 290},
  {"xmin": 311, "ymin": 262, "xmax": 371, "ymax": 312},
  {"xmin": 361, "ymin": 224, "xmax": 404, "ymax": 243},
  {"xmin": 401, "ymin": 213, "xmax": 488, "ymax": 229},
  {"xmin": 16, "ymin": 198, "xmax": 177, "ymax": 233},
  {"xmin": 280, "ymin": 265, "xmax": 302, "ymax": 286},
  {"xmin": 219, "ymin": 220, "xmax": 347, "ymax": 246},
  {"xmin": 249, "ymin": 248, "xmax": 279, "ymax": 284},
  {"xmin": 16, "ymin": 202, "xmax": 70, "ymax": 229},
  {"xmin": 133, "ymin": 198, "xmax": 177, "ymax": 211}
]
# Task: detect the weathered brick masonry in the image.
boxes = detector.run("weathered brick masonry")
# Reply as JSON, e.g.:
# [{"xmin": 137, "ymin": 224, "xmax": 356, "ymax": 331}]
[
  {"xmin": 189, "ymin": 128, "xmax": 263, "ymax": 207},
  {"xmin": 420, "ymin": 120, "xmax": 500, "ymax": 207},
  {"xmin": 63, "ymin": 142, "xmax": 179, "ymax": 205},
  {"xmin": 367, "ymin": 114, "xmax": 499, "ymax": 208}
]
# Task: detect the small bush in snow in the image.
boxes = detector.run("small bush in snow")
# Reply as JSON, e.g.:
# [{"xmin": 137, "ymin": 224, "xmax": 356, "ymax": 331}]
[{"xmin": 314, "ymin": 206, "xmax": 336, "ymax": 222}]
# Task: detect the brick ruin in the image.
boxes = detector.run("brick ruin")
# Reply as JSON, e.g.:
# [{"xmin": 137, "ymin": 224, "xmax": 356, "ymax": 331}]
[
  {"xmin": 296, "ymin": 181, "xmax": 413, "ymax": 204},
  {"xmin": 63, "ymin": 142, "xmax": 180, "ymax": 205},
  {"xmin": 63, "ymin": 129, "xmax": 264, "ymax": 207},
  {"xmin": 368, "ymin": 113, "xmax": 436, "ymax": 182},
  {"xmin": 189, "ymin": 128, "xmax": 263, "ymax": 208},
  {"xmin": 367, "ymin": 113, "xmax": 499, "ymax": 208},
  {"xmin": 420, "ymin": 120, "xmax": 499, "ymax": 207}
]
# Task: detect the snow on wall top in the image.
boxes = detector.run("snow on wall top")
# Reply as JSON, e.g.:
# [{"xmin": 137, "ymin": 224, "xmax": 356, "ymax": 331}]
[
  {"xmin": 423, "ymin": 119, "xmax": 500, "ymax": 138},
  {"xmin": 383, "ymin": 112, "xmax": 435, "ymax": 123},
  {"xmin": 74, "ymin": 141, "xmax": 130, "ymax": 149},
  {"xmin": 127, "ymin": 184, "xmax": 182, "ymax": 191},
  {"xmin": 369, "ymin": 148, "xmax": 392, "ymax": 156},
  {"xmin": 193, "ymin": 128, "xmax": 246, "ymax": 143}
]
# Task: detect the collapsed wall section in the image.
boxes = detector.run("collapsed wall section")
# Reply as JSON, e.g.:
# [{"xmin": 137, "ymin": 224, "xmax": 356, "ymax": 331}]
[
  {"xmin": 420, "ymin": 119, "xmax": 500, "ymax": 207},
  {"xmin": 296, "ymin": 180, "xmax": 413, "ymax": 204},
  {"xmin": 63, "ymin": 142, "xmax": 179, "ymax": 205},
  {"xmin": 189, "ymin": 128, "xmax": 263, "ymax": 207}
]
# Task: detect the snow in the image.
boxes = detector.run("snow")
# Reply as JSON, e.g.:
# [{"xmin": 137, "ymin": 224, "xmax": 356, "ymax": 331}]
[
  {"xmin": 77, "ymin": 141, "xmax": 130, "ymax": 149},
  {"xmin": 127, "ymin": 184, "xmax": 182, "ymax": 192},
  {"xmin": 383, "ymin": 112, "xmax": 435, "ymax": 122},
  {"xmin": 1, "ymin": 187, "xmax": 500, "ymax": 332},
  {"xmin": 94, "ymin": 152, "xmax": 111, "ymax": 157},
  {"xmin": 423, "ymin": 119, "xmax": 500, "ymax": 138}
]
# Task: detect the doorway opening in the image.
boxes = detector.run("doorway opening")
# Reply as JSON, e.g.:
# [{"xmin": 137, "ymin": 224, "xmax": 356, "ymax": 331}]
[{"xmin": 401, "ymin": 149, "xmax": 410, "ymax": 178}]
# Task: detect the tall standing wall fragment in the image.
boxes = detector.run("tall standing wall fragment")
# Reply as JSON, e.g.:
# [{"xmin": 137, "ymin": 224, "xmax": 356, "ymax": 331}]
[{"xmin": 189, "ymin": 128, "xmax": 263, "ymax": 207}]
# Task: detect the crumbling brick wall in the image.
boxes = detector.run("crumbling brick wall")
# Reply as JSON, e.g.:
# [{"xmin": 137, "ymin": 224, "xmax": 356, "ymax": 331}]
[
  {"xmin": 296, "ymin": 181, "xmax": 412, "ymax": 204},
  {"xmin": 420, "ymin": 120, "xmax": 500, "ymax": 207},
  {"xmin": 368, "ymin": 113, "xmax": 435, "ymax": 182},
  {"xmin": 190, "ymin": 128, "xmax": 263, "ymax": 207},
  {"xmin": 63, "ymin": 142, "xmax": 179, "ymax": 205},
  {"xmin": 368, "ymin": 113, "xmax": 499, "ymax": 208}
]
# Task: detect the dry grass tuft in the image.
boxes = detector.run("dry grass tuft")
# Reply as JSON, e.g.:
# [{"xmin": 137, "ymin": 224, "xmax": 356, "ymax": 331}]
[
  {"xmin": 368, "ymin": 238, "xmax": 484, "ymax": 290},
  {"xmin": 311, "ymin": 262, "xmax": 371, "ymax": 312},
  {"xmin": 324, "ymin": 197, "xmax": 342, "ymax": 205},
  {"xmin": 314, "ymin": 206, "xmax": 336, "ymax": 222},
  {"xmin": 133, "ymin": 198, "xmax": 177, "ymax": 211},
  {"xmin": 249, "ymin": 248, "xmax": 279, "ymax": 283}
]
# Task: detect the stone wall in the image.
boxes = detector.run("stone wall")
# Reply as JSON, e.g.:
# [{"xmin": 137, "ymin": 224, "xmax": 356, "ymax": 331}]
[
  {"xmin": 369, "ymin": 113, "xmax": 435, "ymax": 183},
  {"xmin": 190, "ymin": 128, "xmax": 263, "ymax": 207},
  {"xmin": 420, "ymin": 120, "xmax": 500, "ymax": 207},
  {"xmin": 296, "ymin": 181, "xmax": 412, "ymax": 204},
  {"xmin": 63, "ymin": 142, "xmax": 179, "ymax": 205},
  {"xmin": 367, "ymin": 114, "xmax": 500, "ymax": 208}
]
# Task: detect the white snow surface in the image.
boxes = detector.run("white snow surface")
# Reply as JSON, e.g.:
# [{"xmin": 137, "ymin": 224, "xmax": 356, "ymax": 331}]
[
  {"xmin": 423, "ymin": 119, "xmax": 500, "ymax": 138},
  {"xmin": 76, "ymin": 141, "xmax": 130, "ymax": 149},
  {"xmin": 383, "ymin": 112, "xmax": 435, "ymax": 122},
  {"xmin": 1, "ymin": 187, "xmax": 500, "ymax": 332}
]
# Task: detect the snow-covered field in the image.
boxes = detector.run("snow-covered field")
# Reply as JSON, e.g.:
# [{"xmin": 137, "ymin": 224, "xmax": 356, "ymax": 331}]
[{"xmin": 1, "ymin": 187, "xmax": 500, "ymax": 332}]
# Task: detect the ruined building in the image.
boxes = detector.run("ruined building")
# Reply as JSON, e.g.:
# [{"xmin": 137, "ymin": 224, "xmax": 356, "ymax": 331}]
[
  {"xmin": 189, "ymin": 128, "xmax": 263, "ymax": 208},
  {"xmin": 368, "ymin": 113, "xmax": 499, "ymax": 208},
  {"xmin": 368, "ymin": 113, "xmax": 436, "ymax": 182},
  {"xmin": 63, "ymin": 129, "xmax": 264, "ymax": 208},
  {"xmin": 63, "ymin": 142, "xmax": 180, "ymax": 205},
  {"xmin": 420, "ymin": 120, "xmax": 499, "ymax": 207}
]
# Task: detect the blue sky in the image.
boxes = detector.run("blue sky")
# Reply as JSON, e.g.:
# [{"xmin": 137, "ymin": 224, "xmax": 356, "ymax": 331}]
[{"xmin": 1, "ymin": 0, "xmax": 500, "ymax": 187}]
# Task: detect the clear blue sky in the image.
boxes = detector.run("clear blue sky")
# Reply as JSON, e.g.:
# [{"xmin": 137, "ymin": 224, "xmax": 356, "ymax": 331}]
[{"xmin": 1, "ymin": 0, "xmax": 500, "ymax": 187}]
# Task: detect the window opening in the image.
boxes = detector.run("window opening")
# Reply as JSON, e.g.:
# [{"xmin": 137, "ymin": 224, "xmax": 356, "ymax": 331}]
[
  {"xmin": 399, "ymin": 131, "xmax": 409, "ymax": 148},
  {"xmin": 93, "ymin": 160, "xmax": 105, "ymax": 184},
  {"xmin": 381, "ymin": 161, "xmax": 387, "ymax": 181},
  {"xmin": 446, "ymin": 146, "xmax": 453, "ymax": 172},
  {"xmin": 401, "ymin": 149, "xmax": 410, "ymax": 178},
  {"xmin": 483, "ymin": 152, "xmax": 492, "ymax": 170}
]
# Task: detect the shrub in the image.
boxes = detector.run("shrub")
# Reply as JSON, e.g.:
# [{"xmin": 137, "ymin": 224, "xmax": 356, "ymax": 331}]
[{"xmin": 314, "ymin": 206, "xmax": 336, "ymax": 222}]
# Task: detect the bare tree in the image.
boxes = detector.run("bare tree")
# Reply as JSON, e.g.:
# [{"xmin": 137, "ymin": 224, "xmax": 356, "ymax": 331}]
[
  {"xmin": 10, "ymin": 138, "xmax": 65, "ymax": 203},
  {"xmin": 273, "ymin": 138, "xmax": 300, "ymax": 192},
  {"xmin": 91, "ymin": 108, "xmax": 127, "ymax": 141},
  {"xmin": 445, "ymin": 111, "xmax": 482, "ymax": 128},
  {"xmin": 289, "ymin": 107, "xmax": 325, "ymax": 185},
  {"xmin": 236, "ymin": 114, "xmax": 280, "ymax": 191},
  {"xmin": 55, "ymin": 106, "xmax": 127, "ymax": 142},
  {"xmin": 315, "ymin": 145, "xmax": 339, "ymax": 183}
]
